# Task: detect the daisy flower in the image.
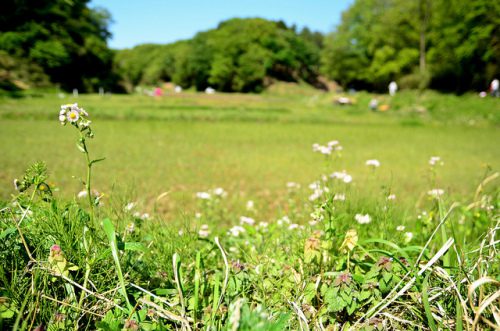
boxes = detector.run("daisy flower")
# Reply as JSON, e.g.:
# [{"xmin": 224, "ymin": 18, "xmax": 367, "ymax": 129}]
[
  {"xmin": 67, "ymin": 109, "xmax": 79, "ymax": 123},
  {"xmin": 355, "ymin": 213, "xmax": 371, "ymax": 224}
]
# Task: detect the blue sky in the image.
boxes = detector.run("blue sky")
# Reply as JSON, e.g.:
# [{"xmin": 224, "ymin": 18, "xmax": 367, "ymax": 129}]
[{"xmin": 90, "ymin": 0, "xmax": 354, "ymax": 49}]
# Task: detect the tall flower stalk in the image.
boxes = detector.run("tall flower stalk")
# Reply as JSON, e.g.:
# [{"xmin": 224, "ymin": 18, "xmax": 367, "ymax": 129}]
[
  {"xmin": 59, "ymin": 103, "xmax": 104, "ymax": 220},
  {"xmin": 59, "ymin": 103, "xmax": 104, "ymax": 314}
]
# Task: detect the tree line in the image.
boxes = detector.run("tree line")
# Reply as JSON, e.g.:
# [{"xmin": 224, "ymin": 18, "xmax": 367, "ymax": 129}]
[{"xmin": 1, "ymin": 0, "xmax": 498, "ymax": 94}]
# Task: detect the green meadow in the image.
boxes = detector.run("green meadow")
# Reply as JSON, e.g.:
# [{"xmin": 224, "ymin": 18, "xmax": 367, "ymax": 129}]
[
  {"xmin": 0, "ymin": 88, "xmax": 499, "ymax": 330},
  {"xmin": 0, "ymin": 88, "xmax": 498, "ymax": 216}
]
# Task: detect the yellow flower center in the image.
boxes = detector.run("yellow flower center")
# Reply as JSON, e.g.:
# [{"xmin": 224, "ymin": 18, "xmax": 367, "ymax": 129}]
[{"xmin": 69, "ymin": 112, "xmax": 77, "ymax": 119}]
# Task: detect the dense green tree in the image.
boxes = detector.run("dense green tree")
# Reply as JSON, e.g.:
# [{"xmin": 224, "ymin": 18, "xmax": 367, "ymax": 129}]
[
  {"xmin": 321, "ymin": 0, "xmax": 499, "ymax": 93},
  {"xmin": 115, "ymin": 18, "xmax": 322, "ymax": 93},
  {"xmin": 0, "ymin": 0, "xmax": 116, "ymax": 91}
]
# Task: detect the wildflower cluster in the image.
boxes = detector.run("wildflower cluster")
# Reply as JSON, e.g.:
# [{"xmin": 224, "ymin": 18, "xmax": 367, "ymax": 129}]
[
  {"xmin": 312, "ymin": 140, "xmax": 343, "ymax": 156},
  {"xmin": 196, "ymin": 187, "xmax": 227, "ymax": 200},
  {"xmin": 428, "ymin": 156, "xmax": 443, "ymax": 166},
  {"xmin": 59, "ymin": 103, "xmax": 93, "ymax": 137}
]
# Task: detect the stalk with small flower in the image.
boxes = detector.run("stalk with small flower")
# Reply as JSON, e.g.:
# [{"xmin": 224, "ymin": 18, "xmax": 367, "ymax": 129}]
[
  {"xmin": 59, "ymin": 103, "xmax": 104, "ymax": 220},
  {"xmin": 59, "ymin": 103, "xmax": 105, "ymax": 313}
]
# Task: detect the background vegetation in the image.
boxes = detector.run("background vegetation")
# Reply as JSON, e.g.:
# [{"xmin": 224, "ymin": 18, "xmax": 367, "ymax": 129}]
[{"xmin": 1, "ymin": 0, "xmax": 498, "ymax": 94}]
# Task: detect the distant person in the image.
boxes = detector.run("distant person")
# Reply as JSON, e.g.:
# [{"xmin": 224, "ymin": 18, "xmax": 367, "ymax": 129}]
[
  {"xmin": 174, "ymin": 85, "xmax": 182, "ymax": 93},
  {"xmin": 369, "ymin": 98, "xmax": 378, "ymax": 111},
  {"xmin": 205, "ymin": 87, "xmax": 215, "ymax": 94},
  {"xmin": 491, "ymin": 78, "xmax": 499, "ymax": 97},
  {"xmin": 154, "ymin": 87, "xmax": 163, "ymax": 97},
  {"xmin": 388, "ymin": 81, "xmax": 398, "ymax": 96}
]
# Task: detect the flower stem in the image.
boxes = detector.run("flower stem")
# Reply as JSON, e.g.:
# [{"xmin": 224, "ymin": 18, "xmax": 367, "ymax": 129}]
[
  {"xmin": 78, "ymin": 131, "xmax": 94, "ymax": 314},
  {"xmin": 79, "ymin": 132, "xmax": 95, "ymax": 222}
]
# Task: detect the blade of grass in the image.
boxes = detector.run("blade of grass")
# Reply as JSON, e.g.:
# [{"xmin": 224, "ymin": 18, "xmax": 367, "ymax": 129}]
[
  {"xmin": 102, "ymin": 218, "xmax": 132, "ymax": 311},
  {"xmin": 422, "ymin": 273, "xmax": 438, "ymax": 331},
  {"xmin": 193, "ymin": 251, "xmax": 202, "ymax": 324}
]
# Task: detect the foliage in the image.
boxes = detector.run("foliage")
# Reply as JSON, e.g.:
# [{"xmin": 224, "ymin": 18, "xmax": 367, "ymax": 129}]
[
  {"xmin": 114, "ymin": 18, "xmax": 323, "ymax": 92},
  {"xmin": 0, "ymin": 0, "xmax": 117, "ymax": 92},
  {"xmin": 321, "ymin": 0, "xmax": 500, "ymax": 93}
]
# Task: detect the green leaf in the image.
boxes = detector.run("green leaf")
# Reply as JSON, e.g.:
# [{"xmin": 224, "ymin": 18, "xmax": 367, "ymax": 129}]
[
  {"xmin": 382, "ymin": 271, "xmax": 393, "ymax": 284},
  {"xmin": 122, "ymin": 242, "xmax": 146, "ymax": 252},
  {"xmin": 346, "ymin": 299, "xmax": 357, "ymax": 315},
  {"xmin": 324, "ymin": 287, "xmax": 346, "ymax": 312},
  {"xmin": 0, "ymin": 227, "xmax": 16, "ymax": 240},
  {"xmin": 102, "ymin": 218, "xmax": 132, "ymax": 310},
  {"xmin": 0, "ymin": 303, "xmax": 15, "ymax": 319},
  {"xmin": 76, "ymin": 142, "xmax": 85, "ymax": 153},
  {"xmin": 359, "ymin": 291, "xmax": 371, "ymax": 301},
  {"xmin": 90, "ymin": 157, "xmax": 106, "ymax": 165},
  {"xmin": 422, "ymin": 274, "xmax": 438, "ymax": 331}
]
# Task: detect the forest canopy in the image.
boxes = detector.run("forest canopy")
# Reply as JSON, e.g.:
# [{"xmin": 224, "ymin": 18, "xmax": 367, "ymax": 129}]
[
  {"xmin": 1, "ymin": 0, "xmax": 498, "ymax": 93},
  {"xmin": 0, "ymin": 0, "xmax": 116, "ymax": 92},
  {"xmin": 114, "ymin": 18, "xmax": 323, "ymax": 93},
  {"xmin": 321, "ymin": 0, "xmax": 500, "ymax": 92}
]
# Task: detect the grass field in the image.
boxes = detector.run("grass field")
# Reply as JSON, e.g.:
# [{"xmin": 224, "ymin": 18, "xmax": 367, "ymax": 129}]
[
  {"xmin": 0, "ymin": 87, "xmax": 499, "ymax": 330},
  {"xmin": 0, "ymin": 88, "xmax": 498, "ymax": 217}
]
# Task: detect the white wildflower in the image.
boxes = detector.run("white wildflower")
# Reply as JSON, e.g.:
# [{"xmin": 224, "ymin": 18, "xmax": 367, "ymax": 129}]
[
  {"xmin": 288, "ymin": 223, "xmax": 299, "ymax": 230},
  {"xmin": 327, "ymin": 140, "xmax": 339, "ymax": 147},
  {"xmin": 59, "ymin": 114, "xmax": 66, "ymax": 124},
  {"xmin": 196, "ymin": 192, "xmax": 211, "ymax": 200},
  {"xmin": 309, "ymin": 181, "xmax": 321, "ymax": 190},
  {"xmin": 126, "ymin": 222, "xmax": 135, "ymax": 234},
  {"xmin": 277, "ymin": 216, "xmax": 291, "ymax": 226},
  {"xmin": 246, "ymin": 200, "xmax": 255, "ymax": 210},
  {"xmin": 319, "ymin": 146, "xmax": 332, "ymax": 155},
  {"xmin": 240, "ymin": 216, "xmax": 255, "ymax": 226},
  {"xmin": 286, "ymin": 182, "xmax": 300, "ymax": 190},
  {"xmin": 355, "ymin": 213, "xmax": 371, "ymax": 224},
  {"xmin": 67, "ymin": 109, "xmax": 79, "ymax": 123},
  {"xmin": 77, "ymin": 190, "xmax": 88, "ymax": 198},
  {"xmin": 428, "ymin": 189, "xmax": 444, "ymax": 198},
  {"xmin": 198, "ymin": 224, "xmax": 210, "ymax": 238},
  {"xmin": 334, "ymin": 193, "xmax": 346, "ymax": 201},
  {"xmin": 330, "ymin": 171, "xmax": 352, "ymax": 183},
  {"xmin": 228, "ymin": 225, "xmax": 246, "ymax": 237},
  {"xmin": 257, "ymin": 221, "xmax": 269, "ymax": 229},
  {"xmin": 312, "ymin": 143, "xmax": 320, "ymax": 152},
  {"xmin": 124, "ymin": 202, "xmax": 135, "ymax": 211},
  {"xmin": 366, "ymin": 159, "xmax": 381, "ymax": 168},
  {"xmin": 309, "ymin": 190, "xmax": 323, "ymax": 201},
  {"xmin": 429, "ymin": 156, "xmax": 443, "ymax": 166},
  {"xmin": 229, "ymin": 246, "xmax": 238, "ymax": 253},
  {"xmin": 396, "ymin": 225, "xmax": 405, "ymax": 231},
  {"xmin": 141, "ymin": 213, "xmax": 150, "ymax": 220},
  {"xmin": 212, "ymin": 187, "xmax": 227, "ymax": 198},
  {"xmin": 387, "ymin": 194, "xmax": 396, "ymax": 201}
]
